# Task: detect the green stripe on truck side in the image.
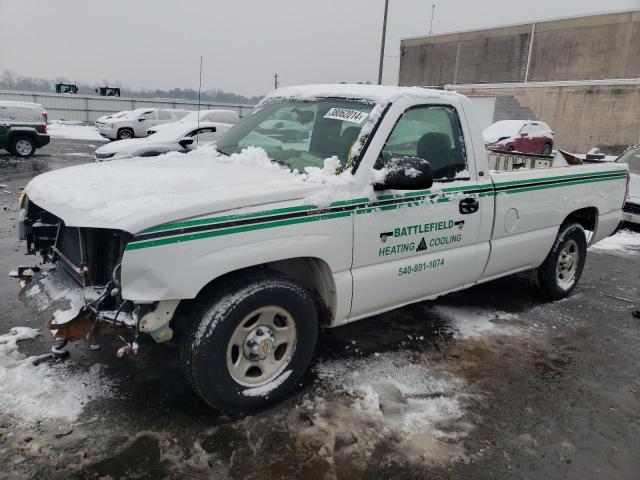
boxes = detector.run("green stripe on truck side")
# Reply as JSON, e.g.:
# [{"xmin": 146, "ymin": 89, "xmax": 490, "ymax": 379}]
[{"xmin": 125, "ymin": 171, "xmax": 626, "ymax": 251}]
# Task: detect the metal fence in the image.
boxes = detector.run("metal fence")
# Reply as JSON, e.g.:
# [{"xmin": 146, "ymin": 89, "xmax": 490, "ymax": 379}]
[{"xmin": 0, "ymin": 89, "xmax": 256, "ymax": 122}]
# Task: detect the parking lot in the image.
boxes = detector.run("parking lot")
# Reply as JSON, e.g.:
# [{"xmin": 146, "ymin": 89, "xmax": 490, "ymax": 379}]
[{"xmin": 1, "ymin": 138, "xmax": 639, "ymax": 480}]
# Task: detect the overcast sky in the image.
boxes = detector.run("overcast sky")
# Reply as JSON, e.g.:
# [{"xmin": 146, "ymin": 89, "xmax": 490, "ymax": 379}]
[{"xmin": 0, "ymin": 0, "xmax": 638, "ymax": 96}]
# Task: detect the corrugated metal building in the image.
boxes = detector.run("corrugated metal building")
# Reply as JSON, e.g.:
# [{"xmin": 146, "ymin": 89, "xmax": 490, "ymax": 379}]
[
  {"xmin": 399, "ymin": 9, "xmax": 640, "ymax": 153},
  {"xmin": 0, "ymin": 90, "xmax": 255, "ymax": 122}
]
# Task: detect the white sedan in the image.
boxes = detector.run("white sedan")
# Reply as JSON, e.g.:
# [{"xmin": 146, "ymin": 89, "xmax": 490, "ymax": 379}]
[
  {"xmin": 146, "ymin": 109, "xmax": 239, "ymax": 136},
  {"xmin": 617, "ymin": 146, "xmax": 640, "ymax": 225},
  {"xmin": 93, "ymin": 121, "xmax": 232, "ymax": 161}
]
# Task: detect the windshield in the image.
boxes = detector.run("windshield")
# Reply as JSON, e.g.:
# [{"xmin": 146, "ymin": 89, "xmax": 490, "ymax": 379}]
[
  {"xmin": 617, "ymin": 147, "xmax": 640, "ymax": 174},
  {"xmin": 215, "ymin": 99, "xmax": 375, "ymax": 170}
]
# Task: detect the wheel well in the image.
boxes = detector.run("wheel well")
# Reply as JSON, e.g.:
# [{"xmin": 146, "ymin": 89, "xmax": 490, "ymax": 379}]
[
  {"xmin": 118, "ymin": 127, "xmax": 134, "ymax": 135},
  {"xmin": 563, "ymin": 207, "xmax": 598, "ymax": 237},
  {"xmin": 177, "ymin": 258, "xmax": 337, "ymax": 328},
  {"xmin": 9, "ymin": 132, "xmax": 36, "ymax": 143}
]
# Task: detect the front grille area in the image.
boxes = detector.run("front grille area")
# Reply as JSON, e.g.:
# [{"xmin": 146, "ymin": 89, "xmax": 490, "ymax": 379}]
[
  {"xmin": 27, "ymin": 202, "xmax": 131, "ymax": 287},
  {"xmin": 623, "ymin": 202, "xmax": 640, "ymax": 215},
  {"xmin": 56, "ymin": 225, "xmax": 82, "ymax": 267}
]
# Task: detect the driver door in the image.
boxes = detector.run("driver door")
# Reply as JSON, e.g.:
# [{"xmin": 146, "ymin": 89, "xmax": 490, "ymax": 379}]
[
  {"xmin": 136, "ymin": 111, "xmax": 157, "ymax": 136},
  {"xmin": 350, "ymin": 105, "xmax": 488, "ymax": 319}
]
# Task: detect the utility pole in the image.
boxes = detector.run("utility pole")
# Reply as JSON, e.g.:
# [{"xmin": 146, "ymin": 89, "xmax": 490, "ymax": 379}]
[
  {"xmin": 274, "ymin": 73, "xmax": 279, "ymax": 89},
  {"xmin": 197, "ymin": 55, "xmax": 203, "ymax": 146},
  {"xmin": 377, "ymin": 0, "xmax": 389, "ymax": 85},
  {"xmin": 429, "ymin": 4, "xmax": 436, "ymax": 35}
]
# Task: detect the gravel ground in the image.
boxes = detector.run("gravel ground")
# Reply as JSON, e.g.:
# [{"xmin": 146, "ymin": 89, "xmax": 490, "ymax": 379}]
[{"xmin": 0, "ymin": 139, "xmax": 639, "ymax": 480}]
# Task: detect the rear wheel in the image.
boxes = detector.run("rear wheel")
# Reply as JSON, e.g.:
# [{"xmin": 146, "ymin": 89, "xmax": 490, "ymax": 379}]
[
  {"xmin": 541, "ymin": 143, "xmax": 552, "ymax": 156},
  {"xmin": 533, "ymin": 223, "xmax": 587, "ymax": 300},
  {"xmin": 10, "ymin": 136, "xmax": 36, "ymax": 158},
  {"xmin": 117, "ymin": 128, "xmax": 134, "ymax": 140},
  {"xmin": 181, "ymin": 270, "xmax": 318, "ymax": 412}
]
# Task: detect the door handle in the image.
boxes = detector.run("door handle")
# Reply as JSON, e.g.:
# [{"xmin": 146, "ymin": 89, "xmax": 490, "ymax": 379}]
[{"xmin": 459, "ymin": 197, "xmax": 479, "ymax": 215}]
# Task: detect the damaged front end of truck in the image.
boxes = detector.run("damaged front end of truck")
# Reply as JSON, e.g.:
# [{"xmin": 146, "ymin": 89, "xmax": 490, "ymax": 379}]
[{"xmin": 12, "ymin": 194, "xmax": 177, "ymax": 357}]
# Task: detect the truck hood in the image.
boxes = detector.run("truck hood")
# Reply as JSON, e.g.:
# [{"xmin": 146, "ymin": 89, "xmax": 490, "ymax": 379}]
[{"xmin": 25, "ymin": 148, "xmax": 320, "ymax": 234}]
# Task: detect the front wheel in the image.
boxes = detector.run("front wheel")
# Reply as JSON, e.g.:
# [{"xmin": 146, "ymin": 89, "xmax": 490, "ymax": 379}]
[
  {"xmin": 117, "ymin": 128, "xmax": 134, "ymax": 140},
  {"xmin": 533, "ymin": 223, "xmax": 587, "ymax": 300},
  {"xmin": 181, "ymin": 271, "xmax": 318, "ymax": 412}
]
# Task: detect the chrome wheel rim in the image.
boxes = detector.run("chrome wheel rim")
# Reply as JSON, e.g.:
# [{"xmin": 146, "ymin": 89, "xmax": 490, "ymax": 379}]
[
  {"xmin": 556, "ymin": 239, "xmax": 579, "ymax": 290},
  {"xmin": 119, "ymin": 131, "xmax": 132, "ymax": 139},
  {"xmin": 15, "ymin": 139, "xmax": 33, "ymax": 156},
  {"xmin": 226, "ymin": 306, "xmax": 297, "ymax": 387}
]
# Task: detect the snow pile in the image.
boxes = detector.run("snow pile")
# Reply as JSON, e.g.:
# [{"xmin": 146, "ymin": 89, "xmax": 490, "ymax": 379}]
[
  {"xmin": 430, "ymin": 306, "xmax": 523, "ymax": 339},
  {"xmin": 290, "ymin": 352, "xmax": 471, "ymax": 466},
  {"xmin": 301, "ymin": 156, "xmax": 357, "ymax": 207},
  {"xmin": 47, "ymin": 121, "xmax": 107, "ymax": 142},
  {"xmin": 0, "ymin": 327, "xmax": 112, "ymax": 422},
  {"xmin": 25, "ymin": 146, "xmax": 311, "ymax": 232},
  {"xmin": 590, "ymin": 229, "xmax": 640, "ymax": 254}
]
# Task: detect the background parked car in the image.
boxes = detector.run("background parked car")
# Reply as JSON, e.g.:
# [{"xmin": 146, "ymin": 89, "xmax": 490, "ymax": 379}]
[
  {"xmin": 96, "ymin": 108, "xmax": 189, "ymax": 140},
  {"xmin": 93, "ymin": 121, "xmax": 232, "ymax": 161},
  {"xmin": 94, "ymin": 111, "xmax": 130, "ymax": 127},
  {"xmin": 483, "ymin": 120, "xmax": 554, "ymax": 155},
  {"xmin": 146, "ymin": 109, "xmax": 239, "ymax": 136},
  {"xmin": 617, "ymin": 145, "xmax": 640, "ymax": 226},
  {"xmin": 0, "ymin": 101, "xmax": 50, "ymax": 157}
]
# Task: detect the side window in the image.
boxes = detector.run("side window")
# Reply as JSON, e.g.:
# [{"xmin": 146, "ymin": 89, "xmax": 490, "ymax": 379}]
[
  {"xmin": 380, "ymin": 106, "xmax": 467, "ymax": 180},
  {"xmin": 140, "ymin": 111, "xmax": 156, "ymax": 121},
  {"xmin": 157, "ymin": 110, "xmax": 172, "ymax": 120},
  {"xmin": 190, "ymin": 127, "xmax": 218, "ymax": 143},
  {"xmin": 520, "ymin": 123, "xmax": 532, "ymax": 135}
]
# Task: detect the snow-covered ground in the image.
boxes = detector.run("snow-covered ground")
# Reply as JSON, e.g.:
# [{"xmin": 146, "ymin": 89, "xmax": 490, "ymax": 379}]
[
  {"xmin": 0, "ymin": 327, "xmax": 112, "ymax": 423},
  {"xmin": 590, "ymin": 229, "xmax": 640, "ymax": 255},
  {"xmin": 431, "ymin": 306, "xmax": 523, "ymax": 339},
  {"xmin": 47, "ymin": 121, "xmax": 107, "ymax": 142}
]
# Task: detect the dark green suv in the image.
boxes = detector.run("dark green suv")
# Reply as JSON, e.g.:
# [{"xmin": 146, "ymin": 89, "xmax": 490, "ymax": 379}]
[{"xmin": 0, "ymin": 101, "xmax": 50, "ymax": 158}]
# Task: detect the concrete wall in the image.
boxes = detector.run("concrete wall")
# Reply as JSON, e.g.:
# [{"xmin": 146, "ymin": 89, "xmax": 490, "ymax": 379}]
[
  {"xmin": 400, "ymin": 10, "xmax": 640, "ymax": 87},
  {"xmin": 454, "ymin": 83, "xmax": 640, "ymax": 153},
  {"xmin": 0, "ymin": 90, "xmax": 256, "ymax": 122}
]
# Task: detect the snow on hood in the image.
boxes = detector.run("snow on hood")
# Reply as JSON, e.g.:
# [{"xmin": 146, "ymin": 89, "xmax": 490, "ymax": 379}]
[
  {"xmin": 482, "ymin": 120, "xmax": 526, "ymax": 144},
  {"xmin": 25, "ymin": 146, "xmax": 321, "ymax": 233},
  {"xmin": 94, "ymin": 137, "xmax": 151, "ymax": 155},
  {"xmin": 262, "ymin": 84, "xmax": 459, "ymax": 105}
]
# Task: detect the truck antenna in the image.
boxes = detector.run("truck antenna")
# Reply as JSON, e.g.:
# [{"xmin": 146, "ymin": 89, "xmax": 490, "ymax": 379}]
[{"xmin": 197, "ymin": 55, "xmax": 203, "ymax": 146}]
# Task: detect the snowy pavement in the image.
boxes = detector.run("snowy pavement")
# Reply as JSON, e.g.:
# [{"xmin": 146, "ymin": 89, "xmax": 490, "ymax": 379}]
[{"xmin": 0, "ymin": 138, "xmax": 639, "ymax": 479}]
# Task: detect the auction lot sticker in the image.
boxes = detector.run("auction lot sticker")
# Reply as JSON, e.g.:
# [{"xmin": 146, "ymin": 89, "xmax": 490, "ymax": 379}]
[{"xmin": 324, "ymin": 108, "xmax": 368, "ymax": 123}]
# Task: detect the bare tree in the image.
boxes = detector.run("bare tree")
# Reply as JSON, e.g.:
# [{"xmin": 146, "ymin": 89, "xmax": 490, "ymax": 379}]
[{"xmin": 2, "ymin": 70, "xmax": 17, "ymax": 89}]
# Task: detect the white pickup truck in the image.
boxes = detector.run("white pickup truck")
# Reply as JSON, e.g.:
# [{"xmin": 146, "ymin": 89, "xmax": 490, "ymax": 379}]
[{"xmin": 16, "ymin": 85, "xmax": 629, "ymax": 412}]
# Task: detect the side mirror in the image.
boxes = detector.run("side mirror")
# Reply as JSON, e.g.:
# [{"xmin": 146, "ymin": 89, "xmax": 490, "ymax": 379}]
[
  {"xmin": 521, "ymin": 132, "xmax": 528, "ymax": 137},
  {"xmin": 138, "ymin": 118, "xmax": 146, "ymax": 122},
  {"xmin": 374, "ymin": 156, "xmax": 433, "ymax": 191},
  {"xmin": 178, "ymin": 137, "xmax": 194, "ymax": 148}
]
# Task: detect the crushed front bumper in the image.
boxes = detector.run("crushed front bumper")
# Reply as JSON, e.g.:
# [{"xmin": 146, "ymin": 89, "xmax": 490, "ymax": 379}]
[{"xmin": 18, "ymin": 265, "xmax": 135, "ymax": 341}]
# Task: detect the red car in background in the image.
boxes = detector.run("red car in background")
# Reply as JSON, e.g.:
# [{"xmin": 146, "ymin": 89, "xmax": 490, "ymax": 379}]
[{"xmin": 483, "ymin": 120, "xmax": 554, "ymax": 155}]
